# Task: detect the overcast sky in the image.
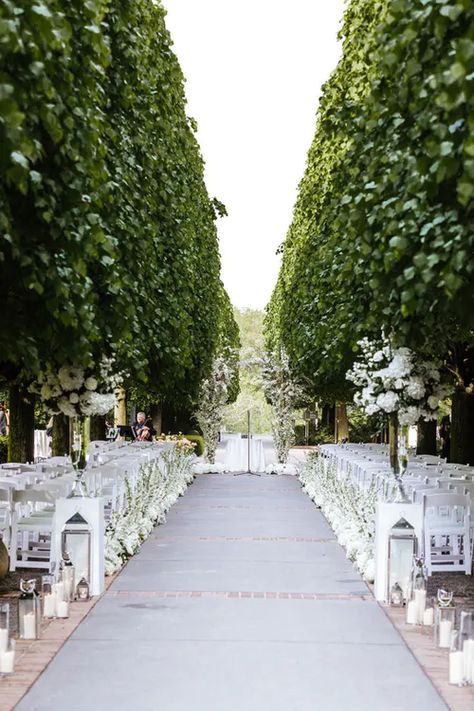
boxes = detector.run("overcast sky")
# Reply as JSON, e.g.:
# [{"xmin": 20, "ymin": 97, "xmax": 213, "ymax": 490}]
[{"xmin": 162, "ymin": 0, "xmax": 346, "ymax": 310}]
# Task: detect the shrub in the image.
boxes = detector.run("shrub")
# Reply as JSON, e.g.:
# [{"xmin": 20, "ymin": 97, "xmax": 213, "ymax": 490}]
[{"xmin": 183, "ymin": 435, "xmax": 205, "ymax": 457}]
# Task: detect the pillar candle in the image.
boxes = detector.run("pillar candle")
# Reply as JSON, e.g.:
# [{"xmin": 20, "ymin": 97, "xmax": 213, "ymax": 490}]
[
  {"xmin": 439, "ymin": 619, "xmax": 452, "ymax": 648},
  {"xmin": 23, "ymin": 613, "xmax": 37, "ymax": 640},
  {"xmin": 0, "ymin": 628, "xmax": 8, "ymax": 653},
  {"xmin": 43, "ymin": 593, "xmax": 56, "ymax": 618},
  {"xmin": 52, "ymin": 582, "xmax": 65, "ymax": 602},
  {"xmin": 406, "ymin": 600, "xmax": 418, "ymax": 624},
  {"xmin": 449, "ymin": 651, "xmax": 464, "ymax": 685},
  {"xmin": 414, "ymin": 590, "xmax": 426, "ymax": 624},
  {"xmin": 422, "ymin": 608, "xmax": 434, "ymax": 626},
  {"xmin": 463, "ymin": 639, "xmax": 474, "ymax": 683},
  {"xmin": 0, "ymin": 649, "xmax": 15, "ymax": 674},
  {"xmin": 56, "ymin": 601, "xmax": 69, "ymax": 619}
]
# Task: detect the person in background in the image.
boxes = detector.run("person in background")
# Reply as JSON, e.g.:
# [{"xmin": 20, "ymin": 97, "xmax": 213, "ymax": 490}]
[
  {"xmin": 0, "ymin": 402, "xmax": 8, "ymax": 436},
  {"xmin": 132, "ymin": 412, "xmax": 156, "ymax": 441}
]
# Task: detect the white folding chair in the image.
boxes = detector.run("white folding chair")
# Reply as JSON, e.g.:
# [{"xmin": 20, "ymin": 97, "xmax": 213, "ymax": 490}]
[
  {"xmin": 9, "ymin": 489, "xmax": 57, "ymax": 571},
  {"xmin": 423, "ymin": 492, "xmax": 471, "ymax": 575}
]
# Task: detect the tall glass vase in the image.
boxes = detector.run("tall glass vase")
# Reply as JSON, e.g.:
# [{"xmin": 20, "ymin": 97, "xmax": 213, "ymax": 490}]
[
  {"xmin": 68, "ymin": 417, "xmax": 88, "ymax": 497},
  {"xmin": 388, "ymin": 414, "xmax": 409, "ymax": 502},
  {"xmin": 70, "ymin": 416, "xmax": 86, "ymax": 471},
  {"xmin": 389, "ymin": 414, "xmax": 400, "ymax": 475}
]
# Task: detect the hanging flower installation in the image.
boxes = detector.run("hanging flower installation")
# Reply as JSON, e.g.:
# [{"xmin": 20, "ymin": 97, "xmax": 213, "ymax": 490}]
[
  {"xmin": 195, "ymin": 353, "xmax": 236, "ymax": 464},
  {"xmin": 262, "ymin": 349, "xmax": 302, "ymax": 464}
]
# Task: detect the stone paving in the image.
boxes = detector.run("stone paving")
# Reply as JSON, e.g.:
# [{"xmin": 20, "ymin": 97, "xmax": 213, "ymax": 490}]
[{"xmin": 17, "ymin": 473, "xmax": 447, "ymax": 711}]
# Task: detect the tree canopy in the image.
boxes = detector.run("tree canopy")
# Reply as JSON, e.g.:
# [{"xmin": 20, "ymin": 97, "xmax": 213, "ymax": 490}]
[
  {"xmin": 0, "ymin": 0, "xmax": 232, "ymax": 408},
  {"xmin": 266, "ymin": 0, "xmax": 474, "ymax": 402}
]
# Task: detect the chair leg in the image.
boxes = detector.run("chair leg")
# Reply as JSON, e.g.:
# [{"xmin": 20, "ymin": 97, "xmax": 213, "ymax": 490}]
[{"xmin": 9, "ymin": 515, "xmax": 18, "ymax": 572}]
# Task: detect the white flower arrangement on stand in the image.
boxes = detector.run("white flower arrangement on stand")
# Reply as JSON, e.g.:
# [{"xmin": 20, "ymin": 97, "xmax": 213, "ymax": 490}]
[
  {"xmin": 262, "ymin": 349, "xmax": 302, "ymax": 465},
  {"xmin": 346, "ymin": 337, "xmax": 449, "ymax": 427},
  {"xmin": 300, "ymin": 452, "xmax": 377, "ymax": 582},
  {"xmin": 346, "ymin": 336, "xmax": 451, "ymax": 489},
  {"xmin": 31, "ymin": 357, "xmax": 123, "ymax": 416},
  {"xmin": 104, "ymin": 446, "xmax": 195, "ymax": 575}
]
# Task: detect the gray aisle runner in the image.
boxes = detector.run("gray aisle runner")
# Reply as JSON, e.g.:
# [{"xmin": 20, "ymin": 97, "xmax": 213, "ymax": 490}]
[{"xmin": 18, "ymin": 474, "xmax": 446, "ymax": 711}]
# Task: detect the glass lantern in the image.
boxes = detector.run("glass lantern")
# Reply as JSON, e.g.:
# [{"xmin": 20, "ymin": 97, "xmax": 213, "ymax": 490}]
[
  {"xmin": 19, "ymin": 579, "xmax": 41, "ymax": 640},
  {"xmin": 42, "ymin": 574, "xmax": 56, "ymax": 618},
  {"xmin": 61, "ymin": 512, "xmax": 91, "ymax": 585},
  {"xmin": 76, "ymin": 577, "xmax": 90, "ymax": 602},
  {"xmin": 387, "ymin": 517, "xmax": 418, "ymax": 604},
  {"xmin": 0, "ymin": 603, "xmax": 10, "ymax": 653},
  {"xmin": 60, "ymin": 553, "xmax": 76, "ymax": 603},
  {"xmin": 459, "ymin": 609, "xmax": 474, "ymax": 685},
  {"xmin": 435, "ymin": 603, "xmax": 457, "ymax": 649},
  {"xmin": 405, "ymin": 557, "xmax": 427, "ymax": 625},
  {"xmin": 0, "ymin": 638, "xmax": 15, "ymax": 675}
]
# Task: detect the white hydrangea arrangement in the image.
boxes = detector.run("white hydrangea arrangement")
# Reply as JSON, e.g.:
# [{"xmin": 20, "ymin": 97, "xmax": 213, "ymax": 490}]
[
  {"xmin": 262, "ymin": 349, "xmax": 302, "ymax": 463},
  {"xmin": 300, "ymin": 452, "xmax": 377, "ymax": 582},
  {"xmin": 195, "ymin": 353, "xmax": 236, "ymax": 464},
  {"xmin": 265, "ymin": 462, "xmax": 299, "ymax": 476},
  {"xmin": 346, "ymin": 337, "xmax": 450, "ymax": 426},
  {"xmin": 105, "ymin": 445, "xmax": 194, "ymax": 574},
  {"xmin": 192, "ymin": 460, "xmax": 226, "ymax": 474},
  {"xmin": 31, "ymin": 357, "xmax": 122, "ymax": 417}
]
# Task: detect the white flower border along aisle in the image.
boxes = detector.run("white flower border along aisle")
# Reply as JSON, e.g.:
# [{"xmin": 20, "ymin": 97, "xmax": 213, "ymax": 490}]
[
  {"xmin": 300, "ymin": 452, "xmax": 377, "ymax": 582},
  {"xmin": 104, "ymin": 446, "xmax": 195, "ymax": 575}
]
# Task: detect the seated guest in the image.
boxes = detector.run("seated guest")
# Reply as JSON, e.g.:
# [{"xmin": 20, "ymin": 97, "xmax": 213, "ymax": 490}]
[{"xmin": 132, "ymin": 412, "xmax": 156, "ymax": 441}]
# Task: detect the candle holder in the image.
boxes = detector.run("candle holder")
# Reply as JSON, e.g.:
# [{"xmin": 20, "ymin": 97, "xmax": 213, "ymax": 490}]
[
  {"xmin": 18, "ymin": 579, "xmax": 41, "ymax": 640},
  {"xmin": 405, "ymin": 557, "xmax": 427, "ymax": 625},
  {"xmin": 60, "ymin": 553, "xmax": 76, "ymax": 603},
  {"xmin": 76, "ymin": 577, "xmax": 90, "ymax": 602},
  {"xmin": 0, "ymin": 638, "xmax": 15, "ymax": 675},
  {"xmin": 459, "ymin": 609, "xmax": 474, "ymax": 685},
  {"xmin": 434, "ymin": 604, "xmax": 456, "ymax": 649},
  {"xmin": 42, "ymin": 574, "xmax": 56, "ymax": 618},
  {"xmin": 0, "ymin": 603, "xmax": 10, "ymax": 653}
]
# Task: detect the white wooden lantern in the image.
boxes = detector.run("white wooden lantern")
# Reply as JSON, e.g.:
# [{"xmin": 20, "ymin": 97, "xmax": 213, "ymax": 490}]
[{"xmin": 52, "ymin": 498, "xmax": 105, "ymax": 597}]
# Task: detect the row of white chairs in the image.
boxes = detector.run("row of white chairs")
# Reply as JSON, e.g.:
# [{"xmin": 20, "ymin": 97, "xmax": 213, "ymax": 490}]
[
  {"xmin": 321, "ymin": 445, "xmax": 473, "ymax": 577},
  {"xmin": 0, "ymin": 442, "xmax": 166, "ymax": 572}
]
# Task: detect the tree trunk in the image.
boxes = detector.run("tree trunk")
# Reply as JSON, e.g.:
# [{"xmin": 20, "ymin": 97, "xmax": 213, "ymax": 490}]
[
  {"xmin": 114, "ymin": 388, "xmax": 127, "ymax": 426},
  {"xmin": 150, "ymin": 404, "xmax": 162, "ymax": 436},
  {"xmin": 89, "ymin": 415, "xmax": 106, "ymax": 442},
  {"xmin": 52, "ymin": 414, "xmax": 69, "ymax": 457},
  {"xmin": 335, "ymin": 402, "xmax": 349, "ymax": 442},
  {"xmin": 8, "ymin": 384, "xmax": 35, "ymax": 463},
  {"xmin": 416, "ymin": 419, "xmax": 437, "ymax": 456},
  {"xmin": 388, "ymin": 414, "xmax": 400, "ymax": 474},
  {"xmin": 321, "ymin": 404, "xmax": 335, "ymax": 439},
  {"xmin": 451, "ymin": 389, "xmax": 474, "ymax": 465}
]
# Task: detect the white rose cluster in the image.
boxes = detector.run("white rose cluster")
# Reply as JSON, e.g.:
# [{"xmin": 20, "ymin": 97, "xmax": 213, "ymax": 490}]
[
  {"xmin": 347, "ymin": 336, "xmax": 451, "ymax": 426},
  {"xmin": 31, "ymin": 356, "xmax": 123, "ymax": 417}
]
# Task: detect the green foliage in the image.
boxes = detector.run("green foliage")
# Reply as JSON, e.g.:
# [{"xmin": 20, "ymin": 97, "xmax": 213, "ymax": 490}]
[
  {"xmin": 0, "ymin": 0, "xmax": 228, "ymax": 408},
  {"xmin": 0, "ymin": 435, "xmax": 8, "ymax": 463},
  {"xmin": 216, "ymin": 289, "xmax": 241, "ymax": 404},
  {"xmin": 266, "ymin": 0, "xmax": 474, "ymax": 401},
  {"xmin": 181, "ymin": 434, "xmax": 205, "ymax": 457},
  {"xmin": 347, "ymin": 406, "xmax": 384, "ymax": 443},
  {"xmin": 224, "ymin": 308, "xmax": 274, "ymax": 433}
]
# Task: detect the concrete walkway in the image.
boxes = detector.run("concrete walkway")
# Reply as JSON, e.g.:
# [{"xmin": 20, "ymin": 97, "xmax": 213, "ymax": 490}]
[{"xmin": 18, "ymin": 474, "xmax": 446, "ymax": 711}]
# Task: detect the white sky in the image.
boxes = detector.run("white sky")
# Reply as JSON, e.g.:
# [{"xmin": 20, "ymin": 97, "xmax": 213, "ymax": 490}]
[{"xmin": 162, "ymin": 0, "xmax": 345, "ymax": 310}]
